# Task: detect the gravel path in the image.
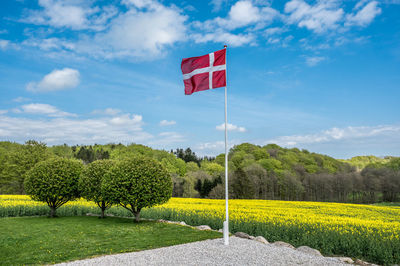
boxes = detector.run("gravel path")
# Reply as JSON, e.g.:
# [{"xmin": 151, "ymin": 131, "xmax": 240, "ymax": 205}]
[{"xmin": 57, "ymin": 236, "xmax": 347, "ymax": 266}]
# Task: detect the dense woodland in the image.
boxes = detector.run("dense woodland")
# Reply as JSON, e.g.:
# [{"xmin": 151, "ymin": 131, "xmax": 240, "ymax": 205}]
[{"xmin": 0, "ymin": 140, "xmax": 399, "ymax": 203}]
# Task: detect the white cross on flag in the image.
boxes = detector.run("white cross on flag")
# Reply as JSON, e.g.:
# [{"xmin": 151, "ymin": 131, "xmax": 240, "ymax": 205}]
[{"xmin": 181, "ymin": 48, "xmax": 226, "ymax": 95}]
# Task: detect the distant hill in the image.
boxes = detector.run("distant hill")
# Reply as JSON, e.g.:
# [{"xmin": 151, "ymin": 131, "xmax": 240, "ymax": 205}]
[
  {"xmin": 215, "ymin": 143, "xmax": 353, "ymax": 175},
  {"xmin": 340, "ymin": 156, "xmax": 390, "ymax": 170},
  {"xmin": 341, "ymin": 155, "xmax": 399, "ymax": 171},
  {"xmin": 1, "ymin": 141, "xmax": 399, "ymax": 203}
]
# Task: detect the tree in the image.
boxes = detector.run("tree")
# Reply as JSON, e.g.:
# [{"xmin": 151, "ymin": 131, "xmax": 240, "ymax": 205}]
[
  {"xmin": 231, "ymin": 167, "xmax": 255, "ymax": 199},
  {"xmin": 80, "ymin": 160, "xmax": 115, "ymax": 218},
  {"xmin": 50, "ymin": 144, "xmax": 74, "ymax": 158},
  {"xmin": 4, "ymin": 140, "xmax": 50, "ymax": 194},
  {"xmin": 361, "ymin": 167, "xmax": 382, "ymax": 203},
  {"xmin": 173, "ymin": 148, "xmax": 200, "ymax": 165},
  {"xmin": 74, "ymin": 146, "xmax": 110, "ymax": 164},
  {"xmin": 103, "ymin": 156, "xmax": 172, "ymax": 222},
  {"xmin": 186, "ymin": 161, "xmax": 200, "ymax": 172},
  {"xmin": 244, "ymin": 163, "xmax": 268, "ymax": 199},
  {"xmin": 24, "ymin": 158, "xmax": 83, "ymax": 217},
  {"xmin": 201, "ymin": 162, "xmax": 224, "ymax": 177},
  {"xmin": 191, "ymin": 170, "xmax": 221, "ymax": 198},
  {"xmin": 161, "ymin": 157, "xmax": 187, "ymax": 176}
]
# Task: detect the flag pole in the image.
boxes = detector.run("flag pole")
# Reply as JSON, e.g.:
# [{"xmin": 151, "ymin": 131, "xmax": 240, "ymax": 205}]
[{"xmin": 223, "ymin": 44, "xmax": 229, "ymax": 246}]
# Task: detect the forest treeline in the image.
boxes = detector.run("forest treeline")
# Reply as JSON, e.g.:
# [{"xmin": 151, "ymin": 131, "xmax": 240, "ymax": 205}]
[{"xmin": 0, "ymin": 140, "xmax": 399, "ymax": 203}]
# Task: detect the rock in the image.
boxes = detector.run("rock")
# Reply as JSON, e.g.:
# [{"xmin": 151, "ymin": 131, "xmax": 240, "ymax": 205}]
[
  {"xmin": 355, "ymin": 259, "xmax": 378, "ymax": 266},
  {"xmin": 86, "ymin": 213, "xmax": 99, "ymax": 216},
  {"xmin": 195, "ymin": 225, "xmax": 212, "ymax": 230},
  {"xmin": 179, "ymin": 221, "xmax": 187, "ymax": 226},
  {"xmin": 272, "ymin": 241, "xmax": 295, "ymax": 249},
  {"xmin": 249, "ymin": 236, "xmax": 255, "ymax": 240},
  {"xmin": 234, "ymin": 232, "xmax": 252, "ymax": 239},
  {"xmin": 158, "ymin": 219, "xmax": 167, "ymax": 223},
  {"xmin": 296, "ymin": 246, "xmax": 322, "ymax": 257},
  {"xmin": 106, "ymin": 213, "xmax": 114, "ymax": 217},
  {"xmin": 254, "ymin": 236, "xmax": 269, "ymax": 244},
  {"xmin": 335, "ymin": 257, "xmax": 354, "ymax": 264},
  {"xmin": 355, "ymin": 259, "xmax": 369, "ymax": 265},
  {"xmin": 218, "ymin": 229, "xmax": 223, "ymax": 233}
]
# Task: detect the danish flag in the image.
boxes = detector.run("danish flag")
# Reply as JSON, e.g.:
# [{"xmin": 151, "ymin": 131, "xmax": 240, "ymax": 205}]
[{"xmin": 181, "ymin": 48, "xmax": 226, "ymax": 95}]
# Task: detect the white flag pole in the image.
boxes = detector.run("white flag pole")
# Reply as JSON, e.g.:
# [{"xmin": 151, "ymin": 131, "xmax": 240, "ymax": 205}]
[{"xmin": 223, "ymin": 45, "xmax": 229, "ymax": 246}]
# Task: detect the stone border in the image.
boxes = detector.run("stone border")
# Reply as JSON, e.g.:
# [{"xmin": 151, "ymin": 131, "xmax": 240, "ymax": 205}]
[
  {"xmin": 152, "ymin": 217, "xmax": 378, "ymax": 266},
  {"xmin": 85, "ymin": 214, "xmax": 379, "ymax": 266}
]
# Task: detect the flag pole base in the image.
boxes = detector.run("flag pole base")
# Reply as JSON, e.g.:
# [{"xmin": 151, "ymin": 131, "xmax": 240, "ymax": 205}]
[{"xmin": 223, "ymin": 220, "xmax": 229, "ymax": 245}]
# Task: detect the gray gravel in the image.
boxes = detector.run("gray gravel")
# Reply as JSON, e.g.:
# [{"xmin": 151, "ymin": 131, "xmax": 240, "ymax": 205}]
[{"xmin": 57, "ymin": 236, "xmax": 346, "ymax": 266}]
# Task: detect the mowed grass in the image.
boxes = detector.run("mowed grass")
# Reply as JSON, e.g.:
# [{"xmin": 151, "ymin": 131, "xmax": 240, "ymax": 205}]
[{"xmin": 0, "ymin": 216, "xmax": 222, "ymax": 265}]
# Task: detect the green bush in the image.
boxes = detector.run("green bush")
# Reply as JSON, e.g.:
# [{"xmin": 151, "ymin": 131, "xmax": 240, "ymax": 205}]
[
  {"xmin": 80, "ymin": 160, "xmax": 115, "ymax": 218},
  {"xmin": 103, "ymin": 156, "xmax": 172, "ymax": 222},
  {"xmin": 24, "ymin": 158, "xmax": 83, "ymax": 217}
]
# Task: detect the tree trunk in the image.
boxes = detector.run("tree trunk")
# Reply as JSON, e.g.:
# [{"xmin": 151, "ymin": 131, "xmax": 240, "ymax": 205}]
[
  {"xmin": 101, "ymin": 202, "xmax": 105, "ymax": 218},
  {"xmin": 134, "ymin": 210, "xmax": 141, "ymax": 222},
  {"xmin": 50, "ymin": 206, "xmax": 56, "ymax": 217}
]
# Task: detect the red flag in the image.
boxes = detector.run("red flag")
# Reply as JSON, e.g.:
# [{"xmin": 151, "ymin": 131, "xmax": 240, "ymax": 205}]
[{"xmin": 181, "ymin": 48, "xmax": 226, "ymax": 95}]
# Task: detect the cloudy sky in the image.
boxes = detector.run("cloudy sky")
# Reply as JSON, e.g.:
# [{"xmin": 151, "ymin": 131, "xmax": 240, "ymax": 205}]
[{"xmin": 0, "ymin": 0, "xmax": 399, "ymax": 158}]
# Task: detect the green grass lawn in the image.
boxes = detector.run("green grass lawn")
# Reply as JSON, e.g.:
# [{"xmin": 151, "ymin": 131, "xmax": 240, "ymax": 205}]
[{"xmin": 0, "ymin": 216, "xmax": 222, "ymax": 265}]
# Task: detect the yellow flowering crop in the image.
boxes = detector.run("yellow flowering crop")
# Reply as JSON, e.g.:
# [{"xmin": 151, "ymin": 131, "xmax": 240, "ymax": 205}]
[{"xmin": 1, "ymin": 195, "xmax": 399, "ymax": 264}]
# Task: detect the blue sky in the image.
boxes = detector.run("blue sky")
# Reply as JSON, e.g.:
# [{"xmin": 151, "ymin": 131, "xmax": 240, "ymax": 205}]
[{"xmin": 0, "ymin": 0, "xmax": 399, "ymax": 158}]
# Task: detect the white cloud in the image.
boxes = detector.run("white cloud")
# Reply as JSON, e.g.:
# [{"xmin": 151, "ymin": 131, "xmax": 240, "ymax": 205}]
[
  {"xmin": 148, "ymin": 131, "xmax": 185, "ymax": 146},
  {"xmin": 284, "ymin": 0, "xmax": 344, "ymax": 33},
  {"xmin": 345, "ymin": 1, "xmax": 381, "ymax": 27},
  {"xmin": 267, "ymin": 35, "xmax": 293, "ymax": 47},
  {"xmin": 305, "ymin": 56, "xmax": 326, "ymax": 66},
  {"xmin": 13, "ymin": 97, "xmax": 31, "ymax": 103},
  {"xmin": 92, "ymin": 108, "xmax": 121, "ymax": 116},
  {"xmin": 195, "ymin": 139, "xmax": 240, "ymax": 156},
  {"xmin": 0, "ymin": 110, "xmax": 8, "ymax": 115},
  {"xmin": 216, "ymin": 123, "xmax": 246, "ymax": 132},
  {"xmin": 299, "ymin": 38, "xmax": 331, "ymax": 50},
  {"xmin": 22, "ymin": 38, "xmax": 75, "ymax": 51},
  {"xmin": 21, "ymin": 0, "xmax": 114, "ymax": 30},
  {"xmin": 0, "ymin": 112, "xmax": 150, "ymax": 145},
  {"xmin": 191, "ymin": 30, "xmax": 254, "ymax": 47},
  {"xmin": 264, "ymin": 27, "xmax": 286, "ymax": 36},
  {"xmin": 197, "ymin": 141, "xmax": 225, "ymax": 152},
  {"xmin": 160, "ymin": 120, "xmax": 176, "ymax": 126},
  {"xmin": 266, "ymin": 125, "xmax": 400, "ymax": 147},
  {"xmin": 122, "ymin": 0, "xmax": 158, "ymax": 9},
  {"xmin": 20, "ymin": 1, "xmax": 190, "ymax": 59},
  {"xmin": 210, "ymin": 0, "xmax": 228, "ymax": 12},
  {"xmin": 110, "ymin": 114, "xmax": 142, "ymax": 126},
  {"xmin": 16, "ymin": 0, "xmax": 384, "ymax": 60},
  {"xmin": 227, "ymin": 0, "xmax": 261, "ymax": 28},
  {"xmin": 18, "ymin": 103, "xmax": 76, "ymax": 117},
  {"xmin": 26, "ymin": 68, "xmax": 80, "ymax": 92},
  {"xmin": 0, "ymin": 109, "xmax": 187, "ymax": 147},
  {"xmin": 197, "ymin": 1, "xmax": 279, "ymax": 31},
  {"xmin": 191, "ymin": 1, "xmax": 279, "ymax": 47},
  {"xmin": 267, "ymin": 38, "xmax": 280, "ymax": 44},
  {"xmin": 76, "ymin": 2, "xmax": 187, "ymax": 59},
  {"xmin": 0, "ymin": 39, "xmax": 9, "ymax": 50}
]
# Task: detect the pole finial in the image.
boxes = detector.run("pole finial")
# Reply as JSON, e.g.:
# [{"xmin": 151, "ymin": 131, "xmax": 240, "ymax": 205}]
[{"xmin": 224, "ymin": 45, "xmax": 227, "ymax": 48}]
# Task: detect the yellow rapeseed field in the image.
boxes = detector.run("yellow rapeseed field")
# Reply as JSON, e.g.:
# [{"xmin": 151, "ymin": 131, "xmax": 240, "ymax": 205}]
[
  {"xmin": 1, "ymin": 195, "xmax": 399, "ymax": 264},
  {"xmin": 153, "ymin": 198, "xmax": 400, "ymax": 240}
]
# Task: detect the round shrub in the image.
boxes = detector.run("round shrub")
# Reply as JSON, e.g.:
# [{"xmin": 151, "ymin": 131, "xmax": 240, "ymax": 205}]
[
  {"xmin": 103, "ymin": 156, "xmax": 172, "ymax": 222},
  {"xmin": 24, "ymin": 157, "xmax": 83, "ymax": 217},
  {"xmin": 80, "ymin": 159, "xmax": 115, "ymax": 218}
]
